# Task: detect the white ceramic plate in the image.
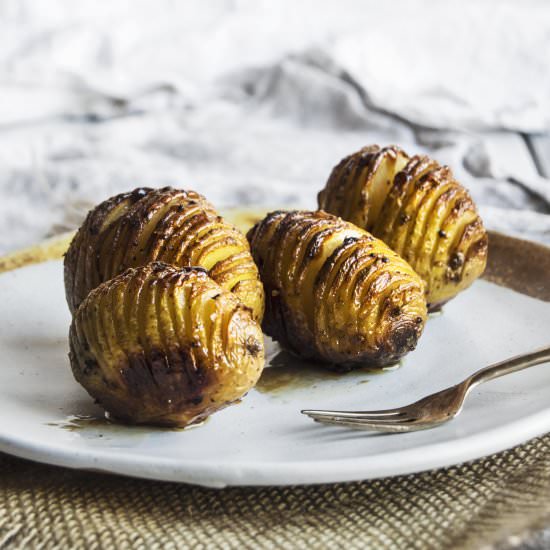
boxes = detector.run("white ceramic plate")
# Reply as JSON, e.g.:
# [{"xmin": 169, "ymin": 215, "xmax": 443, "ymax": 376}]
[{"xmin": 1, "ymin": 260, "xmax": 549, "ymax": 488}]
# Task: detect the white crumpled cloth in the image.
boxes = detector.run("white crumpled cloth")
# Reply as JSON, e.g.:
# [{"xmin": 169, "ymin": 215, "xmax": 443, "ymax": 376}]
[{"xmin": 0, "ymin": 0, "xmax": 549, "ymax": 252}]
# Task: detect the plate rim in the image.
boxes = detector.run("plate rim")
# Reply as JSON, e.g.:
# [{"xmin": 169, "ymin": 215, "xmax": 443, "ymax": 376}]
[{"xmin": 1, "ymin": 403, "xmax": 550, "ymax": 488}]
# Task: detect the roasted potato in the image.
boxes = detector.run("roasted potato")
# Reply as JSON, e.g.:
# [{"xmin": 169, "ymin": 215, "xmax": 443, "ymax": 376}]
[
  {"xmin": 247, "ymin": 210, "xmax": 427, "ymax": 367},
  {"xmin": 64, "ymin": 187, "xmax": 264, "ymax": 320},
  {"xmin": 318, "ymin": 145, "xmax": 488, "ymax": 309},
  {"xmin": 69, "ymin": 262, "xmax": 265, "ymax": 427}
]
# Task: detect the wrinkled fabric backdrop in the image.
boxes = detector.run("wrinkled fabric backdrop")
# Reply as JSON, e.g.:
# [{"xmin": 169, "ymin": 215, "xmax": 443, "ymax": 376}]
[{"xmin": 1, "ymin": 0, "xmax": 549, "ymax": 253}]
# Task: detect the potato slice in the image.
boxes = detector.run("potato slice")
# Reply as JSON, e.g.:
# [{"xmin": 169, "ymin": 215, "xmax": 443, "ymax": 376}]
[
  {"xmin": 247, "ymin": 210, "xmax": 427, "ymax": 367},
  {"xmin": 69, "ymin": 263, "xmax": 264, "ymax": 427},
  {"xmin": 64, "ymin": 187, "xmax": 264, "ymax": 321},
  {"xmin": 319, "ymin": 145, "xmax": 488, "ymax": 309}
]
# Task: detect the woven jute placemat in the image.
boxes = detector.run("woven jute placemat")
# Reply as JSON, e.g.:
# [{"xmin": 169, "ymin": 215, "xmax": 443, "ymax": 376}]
[{"xmin": 1, "ymin": 434, "xmax": 549, "ymax": 549}]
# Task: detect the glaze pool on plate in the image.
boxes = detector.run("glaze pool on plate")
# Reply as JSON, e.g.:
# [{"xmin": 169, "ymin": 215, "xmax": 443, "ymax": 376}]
[{"xmin": 0, "ymin": 260, "xmax": 549, "ymax": 487}]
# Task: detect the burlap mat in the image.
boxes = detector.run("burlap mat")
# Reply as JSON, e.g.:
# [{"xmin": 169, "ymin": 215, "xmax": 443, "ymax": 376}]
[{"xmin": 0, "ymin": 433, "xmax": 548, "ymax": 550}]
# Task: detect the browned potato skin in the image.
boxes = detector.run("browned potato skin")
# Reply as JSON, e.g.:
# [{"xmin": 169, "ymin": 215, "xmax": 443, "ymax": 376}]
[
  {"xmin": 64, "ymin": 187, "xmax": 264, "ymax": 321},
  {"xmin": 318, "ymin": 145, "xmax": 488, "ymax": 309},
  {"xmin": 69, "ymin": 263, "xmax": 265, "ymax": 427},
  {"xmin": 247, "ymin": 210, "xmax": 427, "ymax": 367}
]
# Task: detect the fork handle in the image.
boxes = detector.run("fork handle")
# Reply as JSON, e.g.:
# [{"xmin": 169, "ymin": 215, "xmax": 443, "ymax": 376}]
[{"xmin": 468, "ymin": 345, "xmax": 550, "ymax": 388}]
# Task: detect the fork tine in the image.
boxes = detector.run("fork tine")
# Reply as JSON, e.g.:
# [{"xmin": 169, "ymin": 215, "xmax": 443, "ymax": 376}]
[
  {"xmin": 305, "ymin": 412, "xmax": 412, "ymax": 425},
  {"xmin": 311, "ymin": 417, "xmax": 416, "ymax": 432},
  {"xmin": 301, "ymin": 408, "xmax": 406, "ymax": 419}
]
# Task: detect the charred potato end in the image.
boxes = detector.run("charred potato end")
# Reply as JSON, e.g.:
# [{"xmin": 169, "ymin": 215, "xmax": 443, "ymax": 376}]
[
  {"xmin": 69, "ymin": 262, "xmax": 265, "ymax": 427},
  {"xmin": 64, "ymin": 186, "xmax": 264, "ymax": 321},
  {"xmin": 247, "ymin": 210, "xmax": 427, "ymax": 367},
  {"xmin": 319, "ymin": 145, "xmax": 488, "ymax": 309}
]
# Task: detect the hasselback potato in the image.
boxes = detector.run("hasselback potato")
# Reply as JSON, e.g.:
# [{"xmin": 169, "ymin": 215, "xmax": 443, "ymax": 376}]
[
  {"xmin": 69, "ymin": 262, "xmax": 265, "ymax": 427},
  {"xmin": 64, "ymin": 186, "xmax": 264, "ymax": 320},
  {"xmin": 247, "ymin": 210, "xmax": 427, "ymax": 367},
  {"xmin": 318, "ymin": 145, "xmax": 488, "ymax": 309}
]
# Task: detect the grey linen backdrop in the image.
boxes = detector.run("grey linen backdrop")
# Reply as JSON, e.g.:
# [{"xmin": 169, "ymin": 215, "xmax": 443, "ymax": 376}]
[{"xmin": 0, "ymin": 0, "xmax": 549, "ymax": 253}]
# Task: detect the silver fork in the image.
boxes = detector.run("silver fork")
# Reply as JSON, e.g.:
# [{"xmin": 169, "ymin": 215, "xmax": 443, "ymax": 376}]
[{"xmin": 301, "ymin": 346, "xmax": 550, "ymax": 433}]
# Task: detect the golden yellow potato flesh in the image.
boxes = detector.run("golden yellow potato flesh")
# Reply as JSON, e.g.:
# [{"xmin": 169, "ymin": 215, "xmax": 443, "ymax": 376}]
[
  {"xmin": 247, "ymin": 210, "xmax": 427, "ymax": 367},
  {"xmin": 64, "ymin": 187, "xmax": 264, "ymax": 321},
  {"xmin": 69, "ymin": 263, "xmax": 265, "ymax": 427},
  {"xmin": 318, "ymin": 145, "xmax": 489, "ymax": 309}
]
